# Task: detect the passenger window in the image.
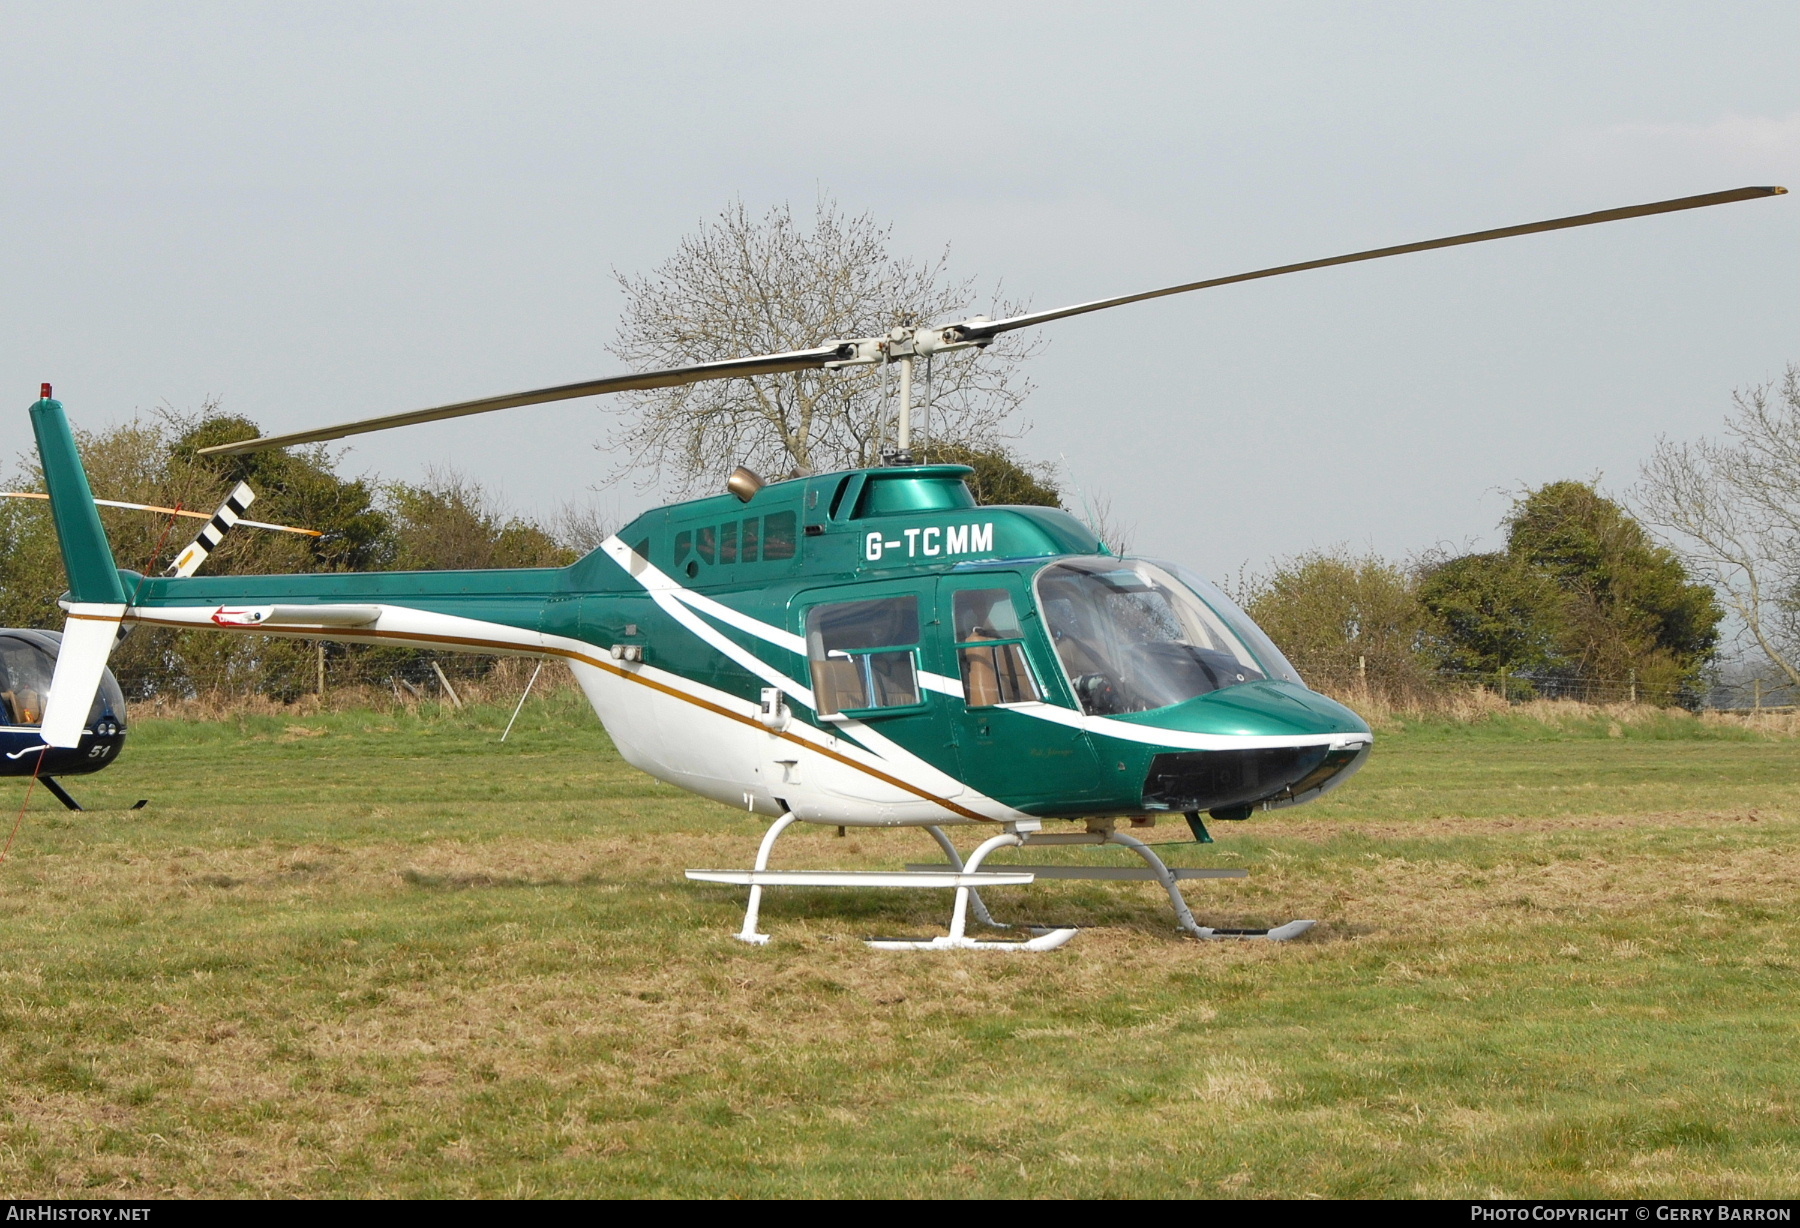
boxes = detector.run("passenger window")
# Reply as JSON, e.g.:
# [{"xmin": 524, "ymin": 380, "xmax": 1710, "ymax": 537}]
[
  {"xmin": 674, "ymin": 530, "xmax": 692, "ymax": 568},
  {"xmin": 807, "ymin": 596, "xmax": 921, "ymax": 715},
  {"xmin": 697, "ymin": 526, "xmax": 716, "ymax": 564},
  {"xmin": 953, "ymin": 588, "xmax": 1041, "ymax": 708},
  {"xmin": 763, "ymin": 512, "xmax": 796, "ymax": 561},
  {"xmin": 720, "ymin": 521, "xmax": 738, "ymax": 564},
  {"xmin": 742, "ymin": 517, "xmax": 760, "ymax": 562}
]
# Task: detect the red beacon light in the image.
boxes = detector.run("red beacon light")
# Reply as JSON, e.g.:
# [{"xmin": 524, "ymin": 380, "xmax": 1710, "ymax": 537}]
[{"xmin": 40, "ymin": 383, "xmax": 51, "ymax": 400}]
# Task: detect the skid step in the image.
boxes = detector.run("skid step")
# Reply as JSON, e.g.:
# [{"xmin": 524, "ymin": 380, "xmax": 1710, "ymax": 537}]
[{"xmin": 905, "ymin": 863, "xmax": 1247, "ymax": 881}]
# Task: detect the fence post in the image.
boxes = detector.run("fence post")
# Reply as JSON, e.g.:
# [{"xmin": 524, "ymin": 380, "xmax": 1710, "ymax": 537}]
[
  {"xmin": 316, "ymin": 641, "xmax": 326, "ymax": 696},
  {"xmin": 431, "ymin": 660, "xmax": 464, "ymax": 710},
  {"xmin": 1629, "ymin": 669, "xmax": 1636, "ymax": 705},
  {"xmin": 1754, "ymin": 678, "xmax": 1761, "ymax": 712}
]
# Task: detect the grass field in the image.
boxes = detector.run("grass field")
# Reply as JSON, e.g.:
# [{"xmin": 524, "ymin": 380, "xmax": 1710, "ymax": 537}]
[{"xmin": 1, "ymin": 690, "xmax": 1797, "ymax": 1198}]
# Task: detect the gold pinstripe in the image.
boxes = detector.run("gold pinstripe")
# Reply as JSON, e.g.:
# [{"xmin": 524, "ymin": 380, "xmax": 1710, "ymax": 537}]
[{"xmin": 122, "ymin": 611, "xmax": 998, "ymax": 823}]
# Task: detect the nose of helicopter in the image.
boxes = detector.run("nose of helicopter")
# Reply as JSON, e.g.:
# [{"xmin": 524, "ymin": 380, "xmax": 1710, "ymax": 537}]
[
  {"xmin": 1105, "ymin": 682, "xmax": 1372, "ymax": 818},
  {"xmin": 1124, "ymin": 679, "xmax": 1370, "ymax": 740}
]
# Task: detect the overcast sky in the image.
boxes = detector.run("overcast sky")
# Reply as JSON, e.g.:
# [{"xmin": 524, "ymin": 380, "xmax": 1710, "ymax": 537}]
[{"xmin": 3, "ymin": 2, "xmax": 1795, "ymax": 580}]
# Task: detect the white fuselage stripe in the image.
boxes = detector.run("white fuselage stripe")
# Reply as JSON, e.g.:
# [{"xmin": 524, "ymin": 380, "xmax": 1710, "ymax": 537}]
[{"xmin": 596, "ymin": 536, "xmax": 1367, "ymax": 755}]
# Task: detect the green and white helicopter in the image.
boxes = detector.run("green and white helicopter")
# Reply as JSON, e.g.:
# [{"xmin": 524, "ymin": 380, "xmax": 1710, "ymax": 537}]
[{"xmin": 27, "ymin": 185, "xmax": 1784, "ymax": 950}]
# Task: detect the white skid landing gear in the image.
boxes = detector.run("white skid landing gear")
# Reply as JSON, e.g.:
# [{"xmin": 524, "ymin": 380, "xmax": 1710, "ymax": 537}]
[{"xmin": 684, "ymin": 817, "xmax": 1314, "ymax": 949}]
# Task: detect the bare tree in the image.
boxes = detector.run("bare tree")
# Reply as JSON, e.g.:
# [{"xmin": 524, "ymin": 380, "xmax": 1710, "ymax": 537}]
[
  {"xmin": 606, "ymin": 196, "xmax": 1037, "ymax": 493},
  {"xmin": 549, "ymin": 499, "xmax": 615, "ymax": 557},
  {"xmin": 1636, "ymin": 365, "xmax": 1800, "ymax": 691}
]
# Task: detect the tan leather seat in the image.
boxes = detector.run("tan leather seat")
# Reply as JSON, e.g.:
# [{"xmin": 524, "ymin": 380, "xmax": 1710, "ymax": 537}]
[{"xmin": 962, "ymin": 644, "xmax": 1001, "ymax": 707}]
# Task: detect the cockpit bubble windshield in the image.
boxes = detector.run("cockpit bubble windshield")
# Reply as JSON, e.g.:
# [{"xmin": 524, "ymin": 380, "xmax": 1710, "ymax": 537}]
[
  {"xmin": 1034, "ymin": 558, "xmax": 1267, "ymax": 716},
  {"xmin": 1151, "ymin": 559, "xmax": 1305, "ymax": 687}
]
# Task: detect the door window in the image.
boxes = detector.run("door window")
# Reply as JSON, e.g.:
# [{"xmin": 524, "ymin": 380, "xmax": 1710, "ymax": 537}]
[
  {"xmin": 806, "ymin": 596, "xmax": 921, "ymax": 715},
  {"xmin": 952, "ymin": 588, "xmax": 1041, "ymax": 707}
]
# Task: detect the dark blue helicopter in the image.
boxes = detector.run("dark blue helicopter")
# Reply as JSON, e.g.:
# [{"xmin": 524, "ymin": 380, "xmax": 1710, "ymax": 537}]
[
  {"xmin": 0, "ymin": 627, "xmax": 131, "ymax": 810},
  {"xmin": 2, "ymin": 444, "xmax": 307, "ymax": 812}
]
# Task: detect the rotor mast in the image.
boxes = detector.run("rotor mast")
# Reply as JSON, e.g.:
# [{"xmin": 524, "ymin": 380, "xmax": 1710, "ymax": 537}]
[
  {"xmin": 880, "ymin": 319, "xmax": 987, "ymax": 464},
  {"xmin": 894, "ymin": 351, "xmax": 913, "ymax": 462}
]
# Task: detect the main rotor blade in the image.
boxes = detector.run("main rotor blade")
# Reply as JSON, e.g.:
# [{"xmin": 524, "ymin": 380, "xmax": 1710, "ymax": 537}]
[
  {"xmin": 196, "ymin": 344, "xmax": 856, "ymax": 456},
  {"xmin": 198, "ymin": 184, "xmax": 1784, "ymax": 455},
  {"xmin": 954, "ymin": 185, "xmax": 1787, "ymax": 342}
]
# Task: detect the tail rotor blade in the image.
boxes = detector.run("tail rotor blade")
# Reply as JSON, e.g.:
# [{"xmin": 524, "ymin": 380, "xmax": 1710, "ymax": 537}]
[{"xmin": 167, "ymin": 482, "xmax": 255, "ymax": 578}]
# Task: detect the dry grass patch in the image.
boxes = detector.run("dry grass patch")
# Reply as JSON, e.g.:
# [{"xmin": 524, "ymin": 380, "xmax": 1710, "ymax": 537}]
[{"xmin": 0, "ymin": 701, "xmax": 1797, "ymax": 1197}]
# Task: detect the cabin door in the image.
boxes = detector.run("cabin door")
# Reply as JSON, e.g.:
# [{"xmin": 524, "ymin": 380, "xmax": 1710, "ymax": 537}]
[
  {"xmin": 791, "ymin": 580, "xmax": 964, "ymax": 807},
  {"xmin": 937, "ymin": 573, "xmax": 1103, "ymax": 812}
]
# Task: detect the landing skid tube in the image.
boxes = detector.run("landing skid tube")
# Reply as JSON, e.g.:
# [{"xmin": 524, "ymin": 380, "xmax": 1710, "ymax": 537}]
[
  {"xmin": 685, "ymin": 817, "xmax": 1315, "ymax": 949},
  {"xmin": 33, "ymin": 779, "xmax": 148, "ymax": 813}
]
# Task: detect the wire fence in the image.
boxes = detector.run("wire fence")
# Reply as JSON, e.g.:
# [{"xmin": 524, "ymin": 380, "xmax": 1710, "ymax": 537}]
[
  {"xmin": 1410, "ymin": 670, "xmax": 1795, "ymax": 712},
  {"xmin": 110, "ymin": 644, "xmax": 572, "ymax": 717},
  {"xmin": 1693, "ymin": 675, "xmax": 1799, "ymax": 713},
  {"xmin": 1251, "ymin": 660, "xmax": 1796, "ymax": 714},
  {"xmin": 1435, "ymin": 670, "xmax": 1687, "ymax": 708}
]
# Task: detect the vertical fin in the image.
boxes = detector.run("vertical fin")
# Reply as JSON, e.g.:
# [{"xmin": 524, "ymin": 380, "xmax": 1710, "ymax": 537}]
[
  {"xmin": 29, "ymin": 393, "xmax": 127, "ymax": 605},
  {"xmin": 29, "ymin": 390, "xmax": 127, "ymax": 747},
  {"xmin": 167, "ymin": 481, "xmax": 255, "ymax": 578}
]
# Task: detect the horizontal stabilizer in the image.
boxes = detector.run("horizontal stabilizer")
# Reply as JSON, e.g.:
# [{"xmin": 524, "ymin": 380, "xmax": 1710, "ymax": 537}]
[{"xmin": 41, "ymin": 606, "xmax": 125, "ymax": 748}]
